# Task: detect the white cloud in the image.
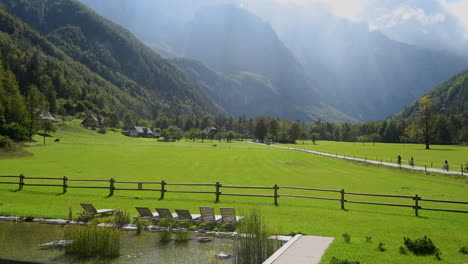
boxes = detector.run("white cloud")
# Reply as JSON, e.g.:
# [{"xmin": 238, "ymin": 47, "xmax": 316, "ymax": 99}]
[
  {"xmin": 369, "ymin": 6, "xmax": 445, "ymax": 30},
  {"xmin": 274, "ymin": 0, "xmax": 368, "ymax": 22},
  {"xmin": 440, "ymin": 0, "xmax": 468, "ymax": 38}
]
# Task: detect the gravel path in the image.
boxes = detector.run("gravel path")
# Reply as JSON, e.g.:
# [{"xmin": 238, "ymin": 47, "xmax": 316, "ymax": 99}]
[{"xmin": 253, "ymin": 142, "xmax": 466, "ymax": 176}]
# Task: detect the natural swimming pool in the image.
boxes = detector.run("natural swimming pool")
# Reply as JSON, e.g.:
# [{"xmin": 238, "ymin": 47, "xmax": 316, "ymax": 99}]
[{"xmin": 0, "ymin": 221, "xmax": 234, "ymax": 263}]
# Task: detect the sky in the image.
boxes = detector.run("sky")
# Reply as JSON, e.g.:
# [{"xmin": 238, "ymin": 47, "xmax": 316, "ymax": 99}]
[{"xmin": 272, "ymin": 0, "xmax": 468, "ymax": 38}]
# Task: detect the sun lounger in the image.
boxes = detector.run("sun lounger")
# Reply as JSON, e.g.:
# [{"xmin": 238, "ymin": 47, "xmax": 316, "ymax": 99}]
[
  {"xmin": 198, "ymin": 206, "xmax": 222, "ymax": 229},
  {"xmin": 219, "ymin": 207, "xmax": 244, "ymax": 227},
  {"xmin": 175, "ymin": 209, "xmax": 201, "ymax": 223},
  {"xmin": 77, "ymin": 203, "xmax": 115, "ymax": 216},
  {"xmin": 155, "ymin": 208, "xmax": 178, "ymax": 220},
  {"xmin": 134, "ymin": 207, "xmax": 158, "ymax": 220}
]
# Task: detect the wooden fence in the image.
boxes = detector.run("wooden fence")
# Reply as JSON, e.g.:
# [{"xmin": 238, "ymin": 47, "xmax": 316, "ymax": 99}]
[{"xmin": 1, "ymin": 174, "xmax": 467, "ymax": 217}]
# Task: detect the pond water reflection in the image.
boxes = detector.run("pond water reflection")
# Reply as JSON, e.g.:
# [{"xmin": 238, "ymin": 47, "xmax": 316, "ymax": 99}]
[{"xmin": 0, "ymin": 221, "xmax": 234, "ymax": 263}]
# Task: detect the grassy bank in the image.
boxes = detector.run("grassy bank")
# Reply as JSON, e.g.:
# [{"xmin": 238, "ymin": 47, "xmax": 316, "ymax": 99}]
[
  {"xmin": 0, "ymin": 121, "xmax": 467, "ymax": 264},
  {"xmin": 278, "ymin": 140, "xmax": 468, "ymax": 169}
]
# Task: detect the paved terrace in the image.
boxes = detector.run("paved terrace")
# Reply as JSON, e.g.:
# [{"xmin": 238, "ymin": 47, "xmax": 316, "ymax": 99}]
[
  {"xmin": 264, "ymin": 235, "xmax": 334, "ymax": 264},
  {"xmin": 254, "ymin": 142, "xmax": 466, "ymax": 176}
]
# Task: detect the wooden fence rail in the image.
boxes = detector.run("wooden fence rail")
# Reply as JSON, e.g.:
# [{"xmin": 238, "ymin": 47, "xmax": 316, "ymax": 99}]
[{"xmin": 0, "ymin": 175, "xmax": 467, "ymax": 216}]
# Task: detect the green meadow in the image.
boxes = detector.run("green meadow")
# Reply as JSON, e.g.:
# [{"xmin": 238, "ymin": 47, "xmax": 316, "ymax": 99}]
[
  {"xmin": 278, "ymin": 140, "xmax": 468, "ymax": 170},
  {"xmin": 0, "ymin": 121, "xmax": 467, "ymax": 264}
]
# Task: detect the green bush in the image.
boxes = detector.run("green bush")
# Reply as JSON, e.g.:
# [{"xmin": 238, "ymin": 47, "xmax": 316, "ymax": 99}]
[
  {"xmin": 342, "ymin": 233, "xmax": 351, "ymax": 243},
  {"xmin": 403, "ymin": 236, "xmax": 436, "ymax": 255},
  {"xmin": 459, "ymin": 246, "xmax": 468, "ymax": 254},
  {"xmin": 0, "ymin": 135, "xmax": 14, "ymax": 150},
  {"xmin": 377, "ymin": 242, "xmax": 386, "ymax": 252},
  {"xmin": 329, "ymin": 257, "xmax": 360, "ymax": 264}
]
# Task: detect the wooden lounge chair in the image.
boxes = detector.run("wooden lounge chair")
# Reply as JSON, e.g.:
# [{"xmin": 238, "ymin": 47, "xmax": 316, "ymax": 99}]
[
  {"xmin": 175, "ymin": 209, "xmax": 201, "ymax": 224},
  {"xmin": 78, "ymin": 203, "xmax": 115, "ymax": 216},
  {"xmin": 155, "ymin": 208, "xmax": 178, "ymax": 220},
  {"xmin": 219, "ymin": 207, "xmax": 244, "ymax": 228},
  {"xmin": 134, "ymin": 207, "xmax": 158, "ymax": 220},
  {"xmin": 198, "ymin": 206, "xmax": 222, "ymax": 229}
]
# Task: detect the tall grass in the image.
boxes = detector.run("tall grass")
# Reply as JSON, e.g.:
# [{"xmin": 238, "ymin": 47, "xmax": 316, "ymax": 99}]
[
  {"xmin": 64, "ymin": 224, "xmax": 121, "ymax": 258},
  {"xmin": 233, "ymin": 209, "xmax": 280, "ymax": 264},
  {"xmin": 175, "ymin": 228, "xmax": 190, "ymax": 242},
  {"xmin": 112, "ymin": 209, "xmax": 130, "ymax": 227}
]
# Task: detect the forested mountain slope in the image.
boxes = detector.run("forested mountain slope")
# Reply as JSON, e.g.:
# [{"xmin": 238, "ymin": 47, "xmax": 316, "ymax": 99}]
[
  {"xmin": 396, "ymin": 69, "xmax": 468, "ymax": 119},
  {"xmin": 0, "ymin": 0, "xmax": 223, "ymax": 118}
]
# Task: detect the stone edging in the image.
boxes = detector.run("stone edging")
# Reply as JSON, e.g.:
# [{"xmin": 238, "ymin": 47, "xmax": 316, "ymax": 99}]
[{"xmin": 262, "ymin": 234, "xmax": 302, "ymax": 264}]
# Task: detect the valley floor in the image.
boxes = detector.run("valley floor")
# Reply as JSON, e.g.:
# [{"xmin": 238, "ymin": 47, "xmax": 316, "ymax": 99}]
[{"xmin": 0, "ymin": 121, "xmax": 467, "ymax": 264}]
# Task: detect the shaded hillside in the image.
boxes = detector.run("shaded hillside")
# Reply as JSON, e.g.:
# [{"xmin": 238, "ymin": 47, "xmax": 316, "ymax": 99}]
[
  {"xmin": 0, "ymin": 0, "xmax": 223, "ymax": 117},
  {"xmin": 396, "ymin": 69, "xmax": 468, "ymax": 119},
  {"xmin": 174, "ymin": 58, "xmax": 356, "ymax": 122}
]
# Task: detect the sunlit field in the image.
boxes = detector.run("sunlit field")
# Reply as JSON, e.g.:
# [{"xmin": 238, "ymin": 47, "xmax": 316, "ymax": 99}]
[
  {"xmin": 0, "ymin": 121, "xmax": 467, "ymax": 264},
  {"xmin": 278, "ymin": 140, "xmax": 468, "ymax": 170}
]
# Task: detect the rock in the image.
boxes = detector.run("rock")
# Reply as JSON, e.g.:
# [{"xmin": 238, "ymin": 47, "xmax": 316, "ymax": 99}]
[
  {"xmin": 218, "ymin": 231, "xmax": 237, "ymax": 237},
  {"xmin": 146, "ymin": 225, "xmax": 165, "ymax": 231},
  {"xmin": 122, "ymin": 224, "xmax": 137, "ymax": 231},
  {"xmin": 68, "ymin": 220, "xmax": 88, "ymax": 225},
  {"xmin": 97, "ymin": 223, "xmax": 115, "ymax": 228},
  {"xmin": 43, "ymin": 219, "xmax": 68, "ymax": 225},
  {"xmin": 0, "ymin": 216, "xmax": 21, "ymax": 221},
  {"xmin": 32, "ymin": 218, "xmax": 45, "ymax": 222},
  {"xmin": 216, "ymin": 252, "xmax": 233, "ymax": 259},
  {"xmin": 198, "ymin": 237, "xmax": 212, "ymax": 243},
  {"xmin": 39, "ymin": 240, "xmax": 72, "ymax": 248}
]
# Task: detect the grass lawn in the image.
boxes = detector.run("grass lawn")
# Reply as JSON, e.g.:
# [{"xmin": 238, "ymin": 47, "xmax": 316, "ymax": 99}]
[
  {"xmin": 0, "ymin": 121, "xmax": 467, "ymax": 264},
  {"xmin": 278, "ymin": 140, "xmax": 468, "ymax": 170}
]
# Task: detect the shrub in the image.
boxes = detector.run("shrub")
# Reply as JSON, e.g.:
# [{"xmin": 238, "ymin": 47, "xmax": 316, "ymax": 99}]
[
  {"xmin": 403, "ymin": 236, "xmax": 436, "ymax": 256},
  {"xmin": 342, "ymin": 233, "xmax": 351, "ymax": 243},
  {"xmin": 365, "ymin": 236, "xmax": 372, "ymax": 243},
  {"xmin": 459, "ymin": 246, "xmax": 468, "ymax": 254},
  {"xmin": 434, "ymin": 248, "xmax": 442, "ymax": 260},
  {"xmin": 64, "ymin": 224, "xmax": 120, "ymax": 257},
  {"xmin": 377, "ymin": 242, "xmax": 386, "ymax": 252},
  {"xmin": 112, "ymin": 210, "xmax": 130, "ymax": 228},
  {"xmin": 0, "ymin": 135, "xmax": 13, "ymax": 151},
  {"xmin": 329, "ymin": 257, "xmax": 360, "ymax": 264},
  {"xmin": 399, "ymin": 246, "xmax": 407, "ymax": 255}
]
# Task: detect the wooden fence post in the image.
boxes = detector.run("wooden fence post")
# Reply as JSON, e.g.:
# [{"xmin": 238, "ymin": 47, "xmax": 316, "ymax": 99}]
[
  {"xmin": 62, "ymin": 176, "xmax": 68, "ymax": 194},
  {"xmin": 340, "ymin": 189, "xmax": 346, "ymax": 210},
  {"xmin": 160, "ymin": 180, "xmax": 166, "ymax": 200},
  {"xmin": 461, "ymin": 165, "xmax": 464, "ymax": 176},
  {"xmin": 215, "ymin": 182, "xmax": 221, "ymax": 203},
  {"xmin": 414, "ymin": 194, "xmax": 420, "ymax": 217},
  {"xmin": 424, "ymin": 165, "xmax": 427, "ymax": 172},
  {"xmin": 273, "ymin": 184, "xmax": 279, "ymax": 206},
  {"xmin": 18, "ymin": 174, "xmax": 25, "ymax": 191},
  {"xmin": 109, "ymin": 178, "xmax": 115, "ymax": 196}
]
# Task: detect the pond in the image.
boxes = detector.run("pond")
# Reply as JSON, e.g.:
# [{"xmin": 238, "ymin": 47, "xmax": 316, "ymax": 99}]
[{"xmin": 0, "ymin": 221, "xmax": 234, "ymax": 263}]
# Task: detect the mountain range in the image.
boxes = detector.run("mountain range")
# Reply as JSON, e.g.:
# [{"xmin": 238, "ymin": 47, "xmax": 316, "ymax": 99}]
[
  {"xmin": 0, "ymin": 0, "xmax": 467, "ymax": 124},
  {"xmin": 79, "ymin": 0, "xmax": 468, "ymax": 121}
]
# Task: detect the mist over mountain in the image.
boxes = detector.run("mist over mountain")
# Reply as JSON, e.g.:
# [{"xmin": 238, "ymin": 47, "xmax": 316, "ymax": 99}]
[
  {"xmin": 264, "ymin": 7, "xmax": 468, "ymax": 120},
  {"xmin": 79, "ymin": 0, "xmax": 468, "ymax": 121}
]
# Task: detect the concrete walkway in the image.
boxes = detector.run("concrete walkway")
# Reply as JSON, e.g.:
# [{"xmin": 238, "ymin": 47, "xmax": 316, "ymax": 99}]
[
  {"xmin": 263, "ymin": 235, "xmax": 334, "ymax": 264},
  {"xmin": 253, "ymin": 142, "xmax": 466, "ymax": 176}
]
